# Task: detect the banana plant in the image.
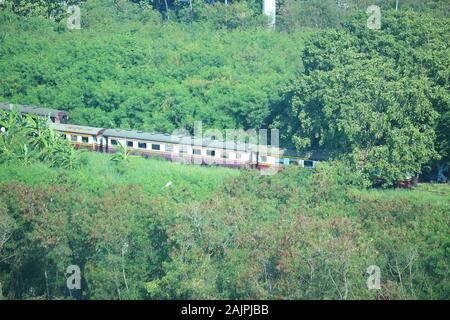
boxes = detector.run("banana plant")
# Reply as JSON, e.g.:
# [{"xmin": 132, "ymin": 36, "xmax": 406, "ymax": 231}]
[
  {"xmin": 0, "ymin": 125, "xmax": 29, "ymax": 163},
  {"xmin": 0, "ymin": 109, "xmax": 21, "ymax": 133},
  {"xmin": 31, "ymin": 125, "xmax": 62, "ymax": 163},
  {"xmin": 51, "ymin": 143, "xmax": 83, "ymax": 170},
  {"xmin": 110, "ymin": 141, "xmax": 131, "ymax": 164},
  {"xmin": 0, "ymin": 109, "xmax": 84, "ymax": 170}
]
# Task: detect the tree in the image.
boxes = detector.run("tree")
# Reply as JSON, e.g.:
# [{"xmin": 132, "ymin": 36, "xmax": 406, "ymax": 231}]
[
  {"xmin": 110, "ymin": 141, "xmax": 131, "ymax": 164},
  {"xmin": 280, "ymin": 11, "xmax": 445, "ymax": 185},
  {"xmin": 0, "ymin": 109, "xmax": 84, "ymax": 169}
]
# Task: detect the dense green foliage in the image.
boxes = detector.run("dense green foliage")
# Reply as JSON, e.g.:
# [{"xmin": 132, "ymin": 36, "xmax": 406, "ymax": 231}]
[
  {"xmin": 0, "ymin": 0, "xmax": 449, "ymax": 300},
  {"xmin": 2, "ymin": 0, "xmax": 448, "ymax": 28},
  {"xmin": 0, "ymin": 0, "xmax": 306, "ymax": 133},
  {"xmin": 0, "ymin": 151, "xmax": 448, "ymax": 299},
  {"xmin": 146, "ymin": 165, "xmax": 449, "ymax": 299},
  {"xmin": 1, "ymin": 0, "xmax": 448, "ymax": 183},
  {"xmin": 279, "ymin": 10, "xmax": 449, "ymax": 184},
  {"xmin": 0, "ymin": 110, "xmax": 84, "ymax": 169},
  {"xmin": 278, "ymin": 0, "xmax": 449, "ymax": 31}
]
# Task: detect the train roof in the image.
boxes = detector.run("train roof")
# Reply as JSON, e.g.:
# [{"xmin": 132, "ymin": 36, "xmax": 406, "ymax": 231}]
[
  {"xmin": 1, "ymin": 101, "xmax": 328, "ymax": 161},
  {"xmin": 50, "ymin": 123, "xmax": 106, "ymax": 136},
  {"xmin": 0, "ymin": 102, "xmax": 68, "ymax": 118},
  {"xmin": 103, "ymin": 128, "xmax": 252, "ymax": 151},
  {"xmin": 103, "ymin": 128, "xmax": 328, "ymax": 159}
]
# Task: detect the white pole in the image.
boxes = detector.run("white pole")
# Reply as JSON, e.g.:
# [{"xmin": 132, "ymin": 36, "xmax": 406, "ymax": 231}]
[{"xmin": 263, "ymin": 0, "xmax": 276, "ymax": 29}]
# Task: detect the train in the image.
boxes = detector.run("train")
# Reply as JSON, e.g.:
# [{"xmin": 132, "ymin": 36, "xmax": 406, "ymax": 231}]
[
  {"xmin": 0, "ymin": 102, "xmax": 69, "ymax": 124},
  {"xmin": 0, "ymin": 102, "xmax": 327, "ymax": 169}
]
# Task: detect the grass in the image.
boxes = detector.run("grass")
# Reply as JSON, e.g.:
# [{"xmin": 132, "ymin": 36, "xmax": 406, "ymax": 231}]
[
  {"xmin": 1, "ymin": 151, "xmax": 449, "ymax": 205},
  {"xmin": 349, "ymin": 183, "xmax": 450, "ymax": 205},
  {"xmin": 0, "ymin": 151, "xmax": 239, "ymax": 201},
  {"xmin": 1, "ymin": 152, "xmax": 448, "ymax": 300}
]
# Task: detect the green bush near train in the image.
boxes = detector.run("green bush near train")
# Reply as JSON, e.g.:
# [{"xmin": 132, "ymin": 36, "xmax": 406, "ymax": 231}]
[{"xmin": 0, "ymin": 153, "xmax": 448, "ymax": 300}]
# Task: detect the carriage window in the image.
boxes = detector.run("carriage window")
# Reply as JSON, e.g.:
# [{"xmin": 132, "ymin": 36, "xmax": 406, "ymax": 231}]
[
  {"xmin": 235, "ymin": 153, "xmax": 242, "ymax": 159},
  {"xmin": 165, "ymin": 145, "xmax": 174, "ymax": 152},
  {"xmin": 221, "ymin": 152, "xmax": 228, "ymax": 158},
  {"xmin": 290, "ymin": 159, "xmax": 299, "ymax": 166},
  {"xmin": 138, "ymin": 142, "xmax": 147, "ymax": 149},
  {"xmin": 152, "ymin": 144, "xmax": 160, "ymax": 151},
  {"xmin": 111, "ymin": 139, "xmax": 118, "ymax": 146},
  {"xmin": 192, "ymin": 149, "xmax": 201, "ymax": 155},
  {"xmin": 179, "ymin": 146, "xmax": 187, "ymax": 154},
  {"xmin": 259, "ymin": 156, "xmax": 267, "ymax": 163},
  {"xmin": 127, "ymin": 141, "xmax": 134, "ymax": 148},
  {"xmin": 304, "ymin": 160, "xmax": 314, "ymax": 168},
  {"xmin": 82, "ymin": 136, "xmax": 89, "ymax": 143},
  {"xmin": 71, "ymin": 135, "xmax": 78, "ymax": 142},
  {"xmin": 207, "ymin": 150, "xmax": 215, "ymax": 157}
]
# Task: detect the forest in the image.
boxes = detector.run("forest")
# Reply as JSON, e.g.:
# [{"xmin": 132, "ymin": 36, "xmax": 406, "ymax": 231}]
[
  {"xmin": 0, "ymin": 0, "xmax": 449, "ymax": 300},
  {"xmin": 0, "ymin": 0, "xmax": 448, "ymax": 183},
  {"xmin": 0, "ymin": 111, "xmax": 448, "ymax": 299}
]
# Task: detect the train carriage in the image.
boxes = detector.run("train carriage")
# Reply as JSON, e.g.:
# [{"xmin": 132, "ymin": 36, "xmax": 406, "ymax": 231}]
[
  {"xmin": 49, "ymin": 123, "xmax": 106, "ymax": 151},
  {"xmin": 1, "ymin": 101, "xmax": 324, "ymax": 169},
  {"xmin": 272, "ymin": 148, "xmax": 328, "ymax": 169},
  {"xmin": 0, "ymin": 103, "xmax": 68, "ymax": 124},
  {"xmin": 102, "ymin": 128, "xmax": 259, "ymax": 167}
]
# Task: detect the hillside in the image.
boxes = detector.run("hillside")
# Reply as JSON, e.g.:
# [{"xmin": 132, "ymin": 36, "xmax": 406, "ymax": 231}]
[
  {"xmin": 0, "ymin": 0, "xmax": 449, "ymax": 301},
  {"xmin": 0, "ymin": 150, "xmax": 448, "ymax": 299},
  {"xmin": 0, "ymin": 0, "xmax": 448, "ymax": 184}
]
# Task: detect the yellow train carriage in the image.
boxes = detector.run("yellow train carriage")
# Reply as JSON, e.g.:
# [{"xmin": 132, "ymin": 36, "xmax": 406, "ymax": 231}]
[{"xmin": 49, "ymin": 123, "xmax": 106, "ymax": 151}]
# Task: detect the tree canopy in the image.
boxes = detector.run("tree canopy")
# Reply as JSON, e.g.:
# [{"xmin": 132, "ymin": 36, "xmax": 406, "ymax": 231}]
[{"xmin": 278, "ymin": 10, "xmax": 449, "ymax": 184}]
